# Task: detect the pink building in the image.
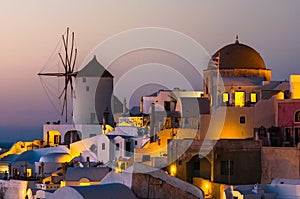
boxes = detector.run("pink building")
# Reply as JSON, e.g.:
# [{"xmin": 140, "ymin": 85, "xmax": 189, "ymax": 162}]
[{"xmin": 277, "ymin": 99, "xmax": 300, "ymax": 146}]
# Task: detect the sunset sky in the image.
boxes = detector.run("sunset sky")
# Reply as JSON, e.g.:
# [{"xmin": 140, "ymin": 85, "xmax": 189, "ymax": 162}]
[{"xmin": 0, "ymin": 0, "xmax": 299, "ymax": 141}]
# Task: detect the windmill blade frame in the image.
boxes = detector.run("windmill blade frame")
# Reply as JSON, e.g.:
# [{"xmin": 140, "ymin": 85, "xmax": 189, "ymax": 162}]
[{"xmin": 38, "ymin": 27, "xmax": 78, "ymax": 123}]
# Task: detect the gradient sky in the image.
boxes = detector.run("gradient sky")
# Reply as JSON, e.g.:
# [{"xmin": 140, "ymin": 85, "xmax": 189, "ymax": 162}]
[{"xmin": 0, "ymin": 0, "xmax": 299, "ymax": 142}]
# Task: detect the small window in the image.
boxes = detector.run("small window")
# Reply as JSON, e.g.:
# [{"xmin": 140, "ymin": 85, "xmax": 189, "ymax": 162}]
[
  {"xmin": 240, "ymin": 116, "xmax": 246, "ymax": 124},
  {"xmin": 82, "ymin": 77, "xmax": 86, "ymax": 83},
  {"xmin": 135, "ymin": 141, "xmax": 138, "ymax": 146},
  {"xmin": 250, "ymin": 93, "xmax": 256, "ymax": 103},
  {"xmin": 54, "ymin": 135, "xmax": 61, "ymax": 144},
  {"xmin": 221, "ymin": 160, "xmax": 233, "ymax": 175},
  {"xmin": 295, "ymin": 111, "xmax": 300, "ymax": 122},
  {"xmin": 223, "ymin": 92, "xmax": 229, "ymax": 103},
  {"xmin": 285, "ymin": 128, "xmax": 291, "ymax": 141},
  {"xmin": 116, "ymin": 143, "xmax": 120, "ymax": 151},
  {"xmin": 102, "ymin": 143, "xmax": 105, "ymax": 150},
  {"xmin": 86, "ymin": 86, "xmax": 89, "ymax": 91},
  {"xmin": 26, "ymin": 168, "xmax": 32, "ymax": 177},
  {"xmin": 142, "ymin": 155, "xmax": 150, "ymax": 162}
]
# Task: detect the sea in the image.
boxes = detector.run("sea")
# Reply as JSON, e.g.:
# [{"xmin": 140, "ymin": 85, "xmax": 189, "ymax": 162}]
[{"xmin": 0, "ymin": 142, "xmax": 14, "ymax": 151}]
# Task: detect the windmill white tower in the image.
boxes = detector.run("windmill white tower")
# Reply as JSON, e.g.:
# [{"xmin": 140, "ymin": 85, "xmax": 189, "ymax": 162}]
[
  {"xmin": 39, "ymin": 28, "xmax": 115, "ymax": 143},
  {"xmin": 73, "ymin": 55, "xmax": 114, "ymax": 126}
]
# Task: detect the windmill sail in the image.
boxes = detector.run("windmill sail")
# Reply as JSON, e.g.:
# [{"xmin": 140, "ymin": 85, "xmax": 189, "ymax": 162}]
[{"xmin": 38, "ymin": 27, "xmax": 78, "ymax": 123}]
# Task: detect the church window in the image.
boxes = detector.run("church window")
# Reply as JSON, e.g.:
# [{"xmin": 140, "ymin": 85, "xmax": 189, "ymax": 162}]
[{"xmin": 235, "ymin": 92, "xmax": 245, "ymax": 107}]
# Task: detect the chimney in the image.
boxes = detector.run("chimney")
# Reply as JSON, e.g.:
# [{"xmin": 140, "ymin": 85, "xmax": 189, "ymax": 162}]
[
  {"xmin": 123, "ymin": 97, "xmax": 127, "ymax": 114},
  {"xmin": 150, "ymin": 103, "xmax": 156, "ymax": 143},
  {"xmin": 87, "ymin": 157, "xmax": 90, "ymax": 168}
]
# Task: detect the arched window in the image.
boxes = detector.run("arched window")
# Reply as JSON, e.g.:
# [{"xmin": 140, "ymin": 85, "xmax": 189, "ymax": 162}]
[{"xmin": 295, "ymin": 111, "xmax": 300, "ymax": 122}]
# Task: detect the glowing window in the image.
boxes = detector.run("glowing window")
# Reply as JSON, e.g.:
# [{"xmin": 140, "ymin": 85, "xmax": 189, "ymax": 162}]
[
  {"xmin": 295, "ymin": 111, "xmax": 300, "ymax": 122},
  {"xmin": 250, "ymin": 93, "xmax": 256, "ymax": 103},
  {"xmin": 235, "ymin": 92, "xmax": 245, "ymax": 107},
  {"xmin": 60, "ymin": 181, "xmax": 66, "ymax": 187},
  {"xmin": 223, "ymin": 92, "xmax": 229, "ymax": 103},
  {"xmin": 278, "ymin": 91, "xmax": 284, "ymax": 100},
  {"xmin": 26, "ymin": 168, "xmax": 32, "ymax": 177},
  {"xmin": 170, "ymin": 164, "xmax": 177, "ymax": 176},
  {"xmin": 79, "ymin": 182, "xmax": 90, "ymax": 186}
]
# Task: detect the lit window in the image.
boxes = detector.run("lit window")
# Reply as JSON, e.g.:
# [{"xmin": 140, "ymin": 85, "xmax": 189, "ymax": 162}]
[
  {"xmin": 170, "ymin": 164, "xmax": 177, "ymax": 176},
  {"xmin": 26, "ymin": 169, "xmax": 32, "ymax": 177},
  {"xmin": 79, "ymin": 182, "xmax": 90, "ymax": 186},
  {"xmin": 295, "ymin": 111, "xmax": 300, "ymax": 122},
  {"xmin": 250, "ymin": 93, "xmax": 256, "ymax": 103},
  {"xmin": 54, "ymin": 135, "xmax": 60, "ymax": 144},
  {"xmin": 60, "ymin": 181, "xmax": 66, "ymax": 187},
  {"xmin": 278, "ymin": 91, "xmax": 284, "ymax": 100},
  {"xmin": 223, "ymin": 92, "xmax": 229, "ymax": 103},
  {"xmin": 235, "ymin": 92, "xmax": 245, "ymax": 107}
]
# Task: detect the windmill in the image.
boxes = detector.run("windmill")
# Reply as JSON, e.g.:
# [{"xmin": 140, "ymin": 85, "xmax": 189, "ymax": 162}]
[{"xmin": 38, "ymin": 27, "xmax": 78, "ymax": 123}]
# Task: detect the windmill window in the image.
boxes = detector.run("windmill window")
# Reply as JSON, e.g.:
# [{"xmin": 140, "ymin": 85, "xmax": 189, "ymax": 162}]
[
  {"xmin": 295, "ymin": 111, "xmax": 300, "ymax": 122},
  {"xmin": 82, "ymin": 77, "xmax": 86, "ymax": 83},
  {"xmin": 102, "ymin": 143, "xmax": 105, "ymax": 150}
]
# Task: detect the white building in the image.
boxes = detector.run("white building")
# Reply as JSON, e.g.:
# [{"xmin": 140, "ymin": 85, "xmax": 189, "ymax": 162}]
[{"xmin": 73, "ymin": 55, "xmax": 114, "ymax": 126}]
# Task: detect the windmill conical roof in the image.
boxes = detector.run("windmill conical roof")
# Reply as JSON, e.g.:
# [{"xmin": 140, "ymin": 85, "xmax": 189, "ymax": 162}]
[{"xmin": 77, "ymin": 56, "xmax": 113, "ymax": 78}]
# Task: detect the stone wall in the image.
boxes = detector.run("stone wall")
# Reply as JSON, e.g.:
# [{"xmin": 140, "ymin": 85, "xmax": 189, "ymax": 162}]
[
  {"xmin": 131, "ymin": 172, "xmax": 203, "ymax": 199},
  {"xmin": 261, "ymin": 146, "xmax": 300, "ymax": 183}
]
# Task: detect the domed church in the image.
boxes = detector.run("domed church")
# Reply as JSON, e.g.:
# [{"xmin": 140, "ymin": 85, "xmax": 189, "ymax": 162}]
[{"xmin": 204, "ymin": 36, "xmax": 272, "ymax": 108}]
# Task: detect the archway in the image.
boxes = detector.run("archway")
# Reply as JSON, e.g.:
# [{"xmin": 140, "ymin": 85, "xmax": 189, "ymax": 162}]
[{"xmin": 64, "ymin": 130, "xmax": 82, "ymax": 145}]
